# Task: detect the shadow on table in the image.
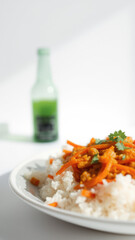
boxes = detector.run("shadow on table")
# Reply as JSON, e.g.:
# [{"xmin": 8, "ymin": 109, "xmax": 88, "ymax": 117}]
[
  {"xmin": 0, "ymin": 123, "xmax": 34, "ymax": 143},
  {"xmin": 0, "ymin": 172, "xmax": 134, "ymax": 240},
  {"xmin": 0, "ymin": 123, "xmax": 59, "ymax": 144}
]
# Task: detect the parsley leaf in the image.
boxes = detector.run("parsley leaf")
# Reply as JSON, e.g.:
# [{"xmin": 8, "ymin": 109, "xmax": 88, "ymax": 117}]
[
  {"xmin": 108, "ymin": 130, "xmax": 130, "ymax": 151},
  {"xmin": 122, "ymin": 155, "xmax": 126, "ymax": 160},
  {"xmin": 109, "ymin": 130, "xmax": 126, "ymax": 142},
  {"xmin": 95, "ymin": 139, "xmax": 107, "ymax": 144},
  {"xmin": 91, "ymin": 154, "xmax": 99, "ymax": 164},
  {"xmin": 95, "ymin": 139, "xmax": 101, "ymax": 144},
  {"xmin": 115, "ymin": 142, "xmax": 130, "ymax": 151},
  {"xmin": 115, "ymin": 142, "xmax": 126, "ymax": 151}
]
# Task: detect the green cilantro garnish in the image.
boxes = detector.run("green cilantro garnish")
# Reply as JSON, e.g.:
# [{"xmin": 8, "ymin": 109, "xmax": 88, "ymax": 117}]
[
  {"xmin": 91, "ymin": 154, "xmax": 99, "ymax": 164},
  {"xmin": 115, "ymin": 142, "xmax": 126, "ymax": 151},
  {"xmin": 94, "ymin": 130, "xmax": 130, "ymax": 151},
  {"xmin": 95, "ymin": 139, "xmax": 107, "ymax": 144},
  {"xmin": 109, "ymin": 130, "xmax": 126, "ymax": 142},
  {"xmin": 108, "ymin": 130, "xmax": 130, "ymax": 151},
  {"xmin": 122, "ymin": 155, "xmax": 126, "ymax": 160},
  {"xmin": 95, "ymin": 139, "xmax": 101, "ymax": 144}
]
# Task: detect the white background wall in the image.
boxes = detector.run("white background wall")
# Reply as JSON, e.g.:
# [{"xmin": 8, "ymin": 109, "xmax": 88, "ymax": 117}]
[{"xmin": 0, "ymin": 0, "xmax": 135, "ymax": 142}]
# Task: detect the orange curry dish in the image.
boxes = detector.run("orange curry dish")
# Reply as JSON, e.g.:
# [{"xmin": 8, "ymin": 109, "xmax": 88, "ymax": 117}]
[{"xmin": 56, "ymin": 131, "xmax": 135, "ymax": 190}]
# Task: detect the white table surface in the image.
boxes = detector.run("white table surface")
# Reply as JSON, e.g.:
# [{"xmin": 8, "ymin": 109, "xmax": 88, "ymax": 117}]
[{"xmin": 1, "ymin": 132, "xmax": 135, "ymax": 240}]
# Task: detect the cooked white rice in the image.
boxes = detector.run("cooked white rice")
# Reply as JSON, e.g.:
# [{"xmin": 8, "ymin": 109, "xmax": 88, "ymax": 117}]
[{"xmin": 27, "ymin": 154, "xmax": 135, "ymax": 220}]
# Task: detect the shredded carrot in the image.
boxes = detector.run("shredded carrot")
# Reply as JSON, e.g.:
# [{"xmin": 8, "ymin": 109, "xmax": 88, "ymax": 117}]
[
  {"xmin": 30, "ymin": 177, "xmax": 40, "ymax": 186},
  {"xmin": 63, "ymin": 153, "xmax": 71, "ymax": 159},
  {"xmin": 52, "ymin": 132, "xmax": 135, "ymax": 191},
  {"xmin": 56, "ymin": 159, "xmax": 78, "ymax": 176},
  {"xmin": 63, "ymin": 149, "xmax": 72, "ymax": 154},
  {"xmin": 118, "ymin": 158, "xmax": 135, "ymax": 164},
  {"xmin": 88, "ymin": 138, "xmax": 96, "ymax": 146},
  {"xmin": 124, "ymin": 142, "xmax": 135, "ymax": 149},
  {"xmin": 56, "ymin": 147, "xmax": 89, "ymax": 175},
  {"xmin": 67, "ymin": 140, "xmax": 84, "ymax": 148},
  {"xmin": 48, "ymin": 202, "xmax": 58, "ymax": 207},
  {"xmin": 74, "ymin": 147, "xmax": 88, "ymax": 157},
  {"xmin": 74, "ymin": 184, "xmax": 83, "ymax": 190},
  {"xmin": 49, "ymin": 158, "xmax": 54, "ymax": 164},
  {"xmin": 81, "ymin": 189, "xmax": 96, "ymax": 198},
  {"xmin": 56, "ymin": 144, "xmax": 114, "ymax": 176},
  {"xmin": 84, "ymin": 160, "xmax": 113, "ymax": 188},
  {"xmin": 99, "ymin": 179, "xmax": 116, "ymax": 184},
  {"xmin": 90, "ymin": 143, "xmax": 114, "ymax": 150},
  {"xmin": 48, "ymin": 174, "xmax": 54, "ymax": 179},
  {"xmin": 62, "ymin": 149, "xmax": 72, "ymax": 159},
  {"xmin": 67, "ymin": 141, "xmax": 113, "ymax": 150},
  {"xmin": 72, "ymin": 165, "xmax": 80, "ymax": 182},
  {"xmin": 99, "ymin": 181, "xmax": 104, "ymax": 185},
  {"xmin": 106, "ymin": 179, "xmax": 116, "ymax": 183},
  {"xmin": 113, "ymin": 163, "xmax": 135, "ymax": 177}
]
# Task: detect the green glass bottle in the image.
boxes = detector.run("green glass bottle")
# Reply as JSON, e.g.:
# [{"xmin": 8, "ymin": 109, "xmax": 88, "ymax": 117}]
[{"xmin": 31, "ymin": 48, "xmax": 58, "ymax": 142}]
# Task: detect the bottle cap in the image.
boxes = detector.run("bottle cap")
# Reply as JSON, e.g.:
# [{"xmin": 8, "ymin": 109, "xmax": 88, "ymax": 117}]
[{"xmin": 37, "ymin": 48, "xmax": 50, "ymax": 55}]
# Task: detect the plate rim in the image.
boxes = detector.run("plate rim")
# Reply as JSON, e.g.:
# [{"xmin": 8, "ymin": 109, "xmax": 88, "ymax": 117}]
[{"xmin": 9, "ymin": 151, "xmax": 135, "ymax": 226}]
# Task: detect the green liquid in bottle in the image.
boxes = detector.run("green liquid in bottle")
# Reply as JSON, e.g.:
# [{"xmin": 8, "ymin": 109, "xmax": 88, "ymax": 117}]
[
  {"xmin": 31, "ymin": 48, "xmax": 58, "ymax": 142},
  {"xmin": 33, "ymin": 99, "xmax": 58, "ymax": 142}
]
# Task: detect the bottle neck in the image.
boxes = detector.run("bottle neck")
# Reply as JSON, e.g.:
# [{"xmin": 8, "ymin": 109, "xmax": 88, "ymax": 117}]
[{"xmin": 37, "ymin": 54, "xmax": 52, "ymax": 85}]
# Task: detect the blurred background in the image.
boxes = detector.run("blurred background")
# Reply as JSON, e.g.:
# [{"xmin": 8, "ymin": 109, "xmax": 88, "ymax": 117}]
[
  {"xmin": 0, "ymin": 0, "xmax": 135, "ymax": 149},
  {"xmin": 2, "ymin": 2, "xmax": 135, "ymax": 238}
]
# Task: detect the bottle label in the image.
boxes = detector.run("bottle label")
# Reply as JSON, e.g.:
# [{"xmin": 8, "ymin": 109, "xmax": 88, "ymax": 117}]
[
  {"xmin": 35, "ymin": 115, "xmax": 57, "ymax": 141},
  {"xmin": 32, "ymin": 100, "xmax": 58, "ymax": 142}
]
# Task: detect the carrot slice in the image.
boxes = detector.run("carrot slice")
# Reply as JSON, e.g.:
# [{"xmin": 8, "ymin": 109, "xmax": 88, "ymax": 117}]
[
  {"xmin": 30, "ymin": 177, "xmax": 40, "ymax": 186},
  {"xmin": 49, "ymin": 158, "xmax": 54, "ymax": 164},
  {"xmin": 48, "ymin": 202, "xmax": 58, "ymax": 207},
  {"xmin": 48, "ymin": 174, "xmax": 54, "ymax": 179},
  {"xmin": 98, "ymin": 181, "xmax": 104, "ymax": 185},
  {"xmin": 81, "ymin": 189, "xmax": 96, "ymax": 198}
]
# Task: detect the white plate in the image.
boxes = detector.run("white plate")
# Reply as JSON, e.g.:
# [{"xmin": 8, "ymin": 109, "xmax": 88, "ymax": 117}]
[{"xmin": 9, "ymin": 151, "xmax": 135, "ymax": 235}]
